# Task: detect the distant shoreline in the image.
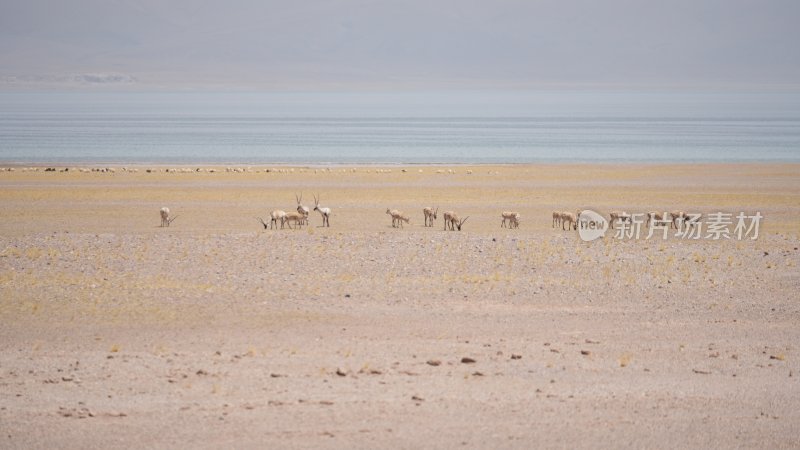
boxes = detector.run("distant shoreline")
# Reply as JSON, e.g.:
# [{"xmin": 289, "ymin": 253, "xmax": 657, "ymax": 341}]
[{"xmin": 2, "ymin": 160, "xmax": 800, "ymax": 168}]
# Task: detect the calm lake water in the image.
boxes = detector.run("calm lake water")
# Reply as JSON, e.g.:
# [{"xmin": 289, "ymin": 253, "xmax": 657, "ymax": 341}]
[{"xmin": 1, "ymin": 90, "xmax": 799, "ymax": 164}]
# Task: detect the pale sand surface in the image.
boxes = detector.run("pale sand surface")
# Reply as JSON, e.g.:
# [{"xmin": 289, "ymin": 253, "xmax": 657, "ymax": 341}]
[{"xmin": 1, "ymin": 164, "xmax": 799, "ymax": 449}]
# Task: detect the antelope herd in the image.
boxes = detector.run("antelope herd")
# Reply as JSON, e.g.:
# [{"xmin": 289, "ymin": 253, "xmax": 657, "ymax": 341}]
[
  {"xmin": 552, "ymin": 209, "xmax": 702, "ymax": 231},
  {"xmin": 163, "ymin": 198, "xmax": 699, "ymax": 233}
]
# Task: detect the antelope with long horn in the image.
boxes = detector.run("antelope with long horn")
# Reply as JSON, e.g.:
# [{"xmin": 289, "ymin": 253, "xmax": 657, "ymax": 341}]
[
  {"xmin": 160, "ymin": 207, "xmax": 177, "ymax": 227},
  {"xmin": 423, "ymin": 206, "xmax": 438, "ymax": 227},
  {"xmin": 444, "ymin": 211, "xmax": 469, "ymax": 231},
  {"xmin": 313, "ymin": 194, "xmax": 331, "ymax": 227},
  {"xmin": 296, "ymin": 194, "xmax": 310, "ymax": 226}
]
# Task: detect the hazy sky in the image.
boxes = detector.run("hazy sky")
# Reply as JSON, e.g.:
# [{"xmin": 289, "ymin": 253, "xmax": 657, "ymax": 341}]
[{"xmin": 1, "ymin": 0, "xmax": 798, "ymax": 89}]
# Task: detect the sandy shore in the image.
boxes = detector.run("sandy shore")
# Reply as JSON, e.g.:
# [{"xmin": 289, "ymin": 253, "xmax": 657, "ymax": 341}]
[{"xmin": 1, "ymin": 163, "xmax": 799, "ymax": 448}]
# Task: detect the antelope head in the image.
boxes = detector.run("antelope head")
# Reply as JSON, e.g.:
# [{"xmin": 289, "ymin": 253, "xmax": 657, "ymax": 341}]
[{"xmin": 455, "ymin": 216, "xmax": 469, "ymax": 231}]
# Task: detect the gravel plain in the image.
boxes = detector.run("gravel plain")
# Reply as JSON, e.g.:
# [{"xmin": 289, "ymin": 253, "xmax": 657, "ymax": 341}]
[{"xmin": 1, "ymin": 164, "xmax": 798, "ymax": 449}]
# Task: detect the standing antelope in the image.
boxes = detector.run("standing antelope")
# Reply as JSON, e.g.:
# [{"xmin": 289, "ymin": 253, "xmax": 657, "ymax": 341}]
[
  {"xmin": 552, "ymin": 211, "xmax": 562, "ymax": 228},
  {"xmin": 160, "ymin": 207, "xmax": 177, "ymax": 227},
  {"xmin": 609, "ymin": 211, "xmax": 631, "ymax": 229},
  {"xmin": 270, "ymin": 209, "xmax": 287, "ymax": 229},
  {"xmin": 645, "ymin": 211, "xmax": 665, "ymax": 228},
  {"xmin": 283, "ymin": 211, "xmax": 305, "ymax": 229},
  {"xmin": 669, "ymin": 210, "xmax": 687, "ymax": 229},
  {"xmin": 313, "ymin": 194, "xmax": 331, "ymax": 227},
  {"xmin": 296, "ymin": 194, "xmax": 310, "ymax": 225},
  {"xmin": 501, "ymin": 211, "xmax": 520, "ymax": 228},
  {"xmin": 560, "ymin": 211, "xmax": 577, "ymax": 230},
  {"xmin": 423, "ymin": 207, "xmax": 438, "ymax": 227}
]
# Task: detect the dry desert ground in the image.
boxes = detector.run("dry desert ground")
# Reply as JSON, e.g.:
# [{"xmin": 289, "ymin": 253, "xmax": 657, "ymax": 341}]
[{"xmin": 1, "ymin": 163, "xmax": 799, "ymax": 449}]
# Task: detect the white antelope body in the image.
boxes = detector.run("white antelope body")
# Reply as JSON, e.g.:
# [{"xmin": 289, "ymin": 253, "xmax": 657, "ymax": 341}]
[
  {"xmin": 313, "ymin": 194, "xmax": 331, "ymax": 227},
  {"xmin": 270, "ymin": 209, "xmax": 287, "ymax": 229},
  {"xmin": 159, "ymin": 207, "xmax": 177, "ymax": 227}
]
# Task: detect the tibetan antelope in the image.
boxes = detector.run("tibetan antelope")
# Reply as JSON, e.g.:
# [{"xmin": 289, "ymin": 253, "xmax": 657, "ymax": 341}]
[
  {"xmin": 257, "ymin": 210, "xmax": 287, "ymax": 230},
  {"xmin": 560, "ymin": 211, "xmax": 577, "ymax": 230},
  {"xmin": 552, "ymin": 211, "xmax": 562, "ymax": 228},
  {"xmin": 296, "ymin": 194, "xmax": 310, "ymax": 225},
  {"xmin": 396, "ymin": 212, "xmax": 410, "ymax": 228},
  {"xmin": 669, "ymin": 210, "xmax": 687, "ymax": 229},
  {"xmin": 609, "ymin": 211, "xmax": 632, "ymax": 228},
  {"xmin": 160, "ymin": 207, "xmax": 177, "ymax": 227},
  {"xmin": 501, "ymin": 211, "xmax": 520, "ymax": 228},
  {"xmin": 313, "ymin": 194, "xmax": 331, "ymax": 227},
  {"xmin": 645, "ymin": 211, "xmax": 665, "ymax": 228},
  {"xmin": 444, "ymin": 211, "xmax": 469, "ymax": 231},
  {"xmin": 386, "ymin": 209, "xmax": 404, "ymax": 228},
  {"xmin": 423, "ymin": 206, "xmax": 438, "ymax": 227},
  {"xmin": 283, "ymin": 211, "xmax": 305, "ymax": 229}
]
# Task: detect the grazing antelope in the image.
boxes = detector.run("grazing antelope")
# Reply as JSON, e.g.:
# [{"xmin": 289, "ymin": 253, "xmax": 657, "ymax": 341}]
[
  {"xmin": 283, "ymin": 211, "xmax": 305, "ymax": 229},
  {"xmin": 509, "ymin": 214, "xmax": 520, "ymax": 229},
  {"xmin": 560, "ymin": 211, "xmax": 577, "ymax": 230},
  {"xmin": 501, "ymin": 211, "xmax": 520, "ymax": 228},
  {"xmin": 313, "ymin": 194, "xmax": 331, "ymax": 227},
  {"xmin": 386, "ymin": 209, "xmax": 402, "ymax": 228},
  {"xmin": 256, "ymin": 216, "xmax": 272, "ymax": 230},
  {"xmin": 160, "ymin": 207, "xmax": 177, "ymax": 227},
  {"xmin": 423, "ymin": 206, "xmax": 438, "ymax": 227},
  {"xmin": 443, "ymin": 211, "xmax": 454, "ymax": 230},
  {"xmin": 296, "ymin": 194, "xmax": 310, "ymax": 225},
  {"xmin": 444, "ymin": 211, "xmax": 469, "ymax": 231},
  {"xmin": 552, "ymin": 211, "xmax": 562, "ymax": 228},
  {"xmin": 397, "ymin": 212, "xmax": 410, "ymax": 228}
]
